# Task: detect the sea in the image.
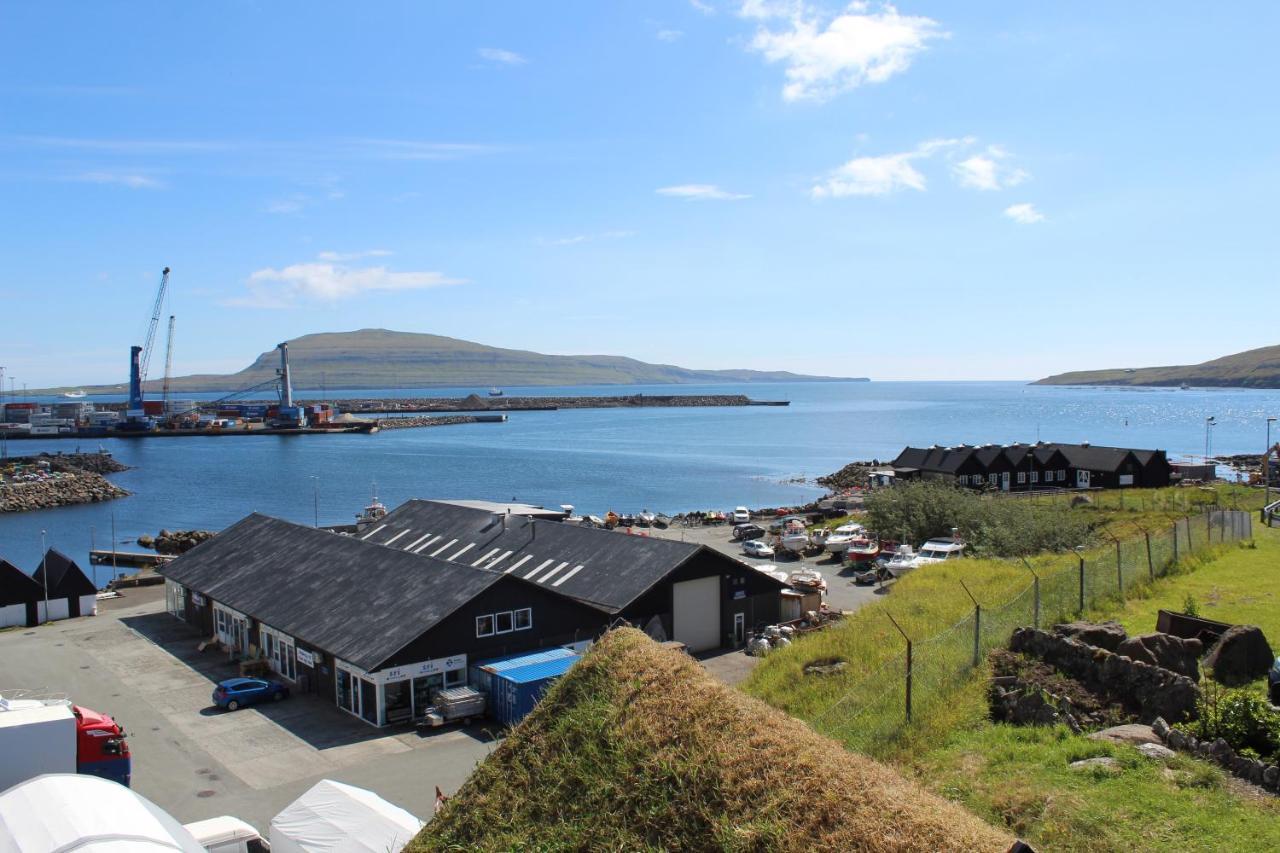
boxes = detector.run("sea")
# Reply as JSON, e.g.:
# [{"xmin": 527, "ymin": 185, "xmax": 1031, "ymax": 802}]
[{"xmin": 1, "ymin": 380, "xmax": 1276, "ymax": 584}]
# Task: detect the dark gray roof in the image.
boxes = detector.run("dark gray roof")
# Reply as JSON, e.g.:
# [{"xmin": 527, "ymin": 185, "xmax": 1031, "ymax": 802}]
[
  {"xmin": 158, "ymin": 514, "xmax": 507, "ymax": 671},
  {"xmin": 894, "ymin": 442, "xmax": 1164, "ymax": 476},
  {"xmin": 362, "ymin": 500, "xmax": 707, "ymax": 612},
  {"xmin": 32, "ymin": 549, "xmax": 97, "ymax": 598},
  {"xmin": 0, "ymin": 559, "xmax": 41, "ymax": 606}
]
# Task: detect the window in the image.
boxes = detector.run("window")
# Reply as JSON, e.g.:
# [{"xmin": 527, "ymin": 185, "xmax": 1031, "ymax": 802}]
[
  {"xmin": 1057, "ymin": 470, "xmax": 1065, "ymax": 481},
  {"xmin": 1030, "ymin": 471, "xmax": 1039, "ymax": 483},
  {"xmin": 989, "ymin": 473, "xmax": 998, "ymax": 485},
  {"xmin": 444, "ymin": 668, "xmax": 465, "ymax": 687},
  {"xmin": 514, "ymin": 608, "xmax": 532, "ymax": 631},
  {"xmin": 1017, "ymin": 472, "xmax": 1026, "ymax": 484},
  {"xmin": 494, "ymin": 611, "xmax": 514, "ymax": 634},
  {"xmin": 476, "ymin": 614, "xmax": 495, "ymax": 637}
]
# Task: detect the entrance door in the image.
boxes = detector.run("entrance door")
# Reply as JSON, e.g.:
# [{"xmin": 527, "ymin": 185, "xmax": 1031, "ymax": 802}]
[
  {"xmin": 733, "ymin": 612, "xmax": 746, "ymax": 646},
  {"xmin": 673, "ymin": 576, "xmax": 720, "ymax": 652},
  {"xmin": 1001, "ymin": 472, "xmax": 1011, "ymax": 492},
  {"xmin": 1077, "ymin": 469, "xmax": 1091, "ymax": 489}
]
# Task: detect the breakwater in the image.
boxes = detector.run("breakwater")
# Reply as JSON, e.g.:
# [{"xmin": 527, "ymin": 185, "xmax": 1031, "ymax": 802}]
[
  {"xmin": 1, "ymin": 452, "xmax": 130, "ymax": 513},
  {"xmin": 330, "ymin": 393, "xmax": 786, "ymax": 414},
  {"xmin": 376, "ymin": 414, "xmax": 507, "ymax": 430}
]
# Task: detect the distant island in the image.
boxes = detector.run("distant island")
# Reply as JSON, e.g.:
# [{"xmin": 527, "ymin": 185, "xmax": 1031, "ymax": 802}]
[
  {"xmin": 40, "ymin": 329, "xmax": 866, "ymax": 393},
  {"xmin": 1035, "ymin": 344, "xmax": 1280, "ymax": 388}
]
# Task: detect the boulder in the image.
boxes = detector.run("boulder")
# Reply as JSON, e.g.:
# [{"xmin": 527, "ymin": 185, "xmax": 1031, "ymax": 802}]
[
  {"xmin": 1053, "ymin": 620, "xmax": 1128, "ymax": 652},
  {"xmin": 1070, "ymin": 756, "xmax": 1120, "ymax": 773},
  {"xmin": 1115, "ymin": 633, "xmax": 1203, "ymax": 680},
  {"xmin": 1088, "ymin": 724, "xmax": 1162, "ymax": 747},
  {"xmin": 1204, "ymin": 625, "xmax": 1274, "ymax": 686},
  {"xmin": 1136, "ymin": 743, "xmax": 1176, "ymax": 761}
]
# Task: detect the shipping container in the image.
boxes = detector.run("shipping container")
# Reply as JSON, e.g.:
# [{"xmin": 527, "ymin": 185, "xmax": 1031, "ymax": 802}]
[
  {"xmin": 142, "ymin": 401, "xmax": 164, "ymax": 416},
  {"xmin": 471, "ymin": 648, "xmax": 580, "ymax": 726}
]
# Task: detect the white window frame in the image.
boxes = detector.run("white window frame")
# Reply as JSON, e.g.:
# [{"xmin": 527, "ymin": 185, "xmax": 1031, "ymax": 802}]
[
  {"xmin": 988, "ymin": 473, "xmax": 997, "ymax": 485},
  {"xmin": 1017, "ymin": 472, "xmax": 1026, "ymax": 484},
  {"xmin": 476, "ymin": 614, "xmax": 495, "ymax": 638},
  {"xmin": 1030, "ymin": 471, "xmax": 1039, "ymax": 483},
  {"xmin": 494, "ymin": 611, "xmax": 514, "ymax": 634},
  {"xmin": 514, "ymin": 608, "xmax": 532, "ymax": 631}
]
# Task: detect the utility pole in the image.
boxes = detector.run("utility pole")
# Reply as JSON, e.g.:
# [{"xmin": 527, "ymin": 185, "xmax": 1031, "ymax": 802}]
[
  {"xmin": 1204, "ymin": 416, "xmax": 1216, "ymax": 465},
  {"xmin": 40, "ymin": 529, "xmax": 48, "ymax": 622},
  {"xmin": 310, "ymin": 475, "xmax": 320, "ymax": 528}
]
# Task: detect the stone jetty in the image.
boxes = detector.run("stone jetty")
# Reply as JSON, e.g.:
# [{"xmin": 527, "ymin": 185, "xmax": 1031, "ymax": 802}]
[
  {"xmin": 0, "ymin": 452, "xmax": 130, "ymax": 513},
  {"xmin": 310, "ymin": 393, "xmax": 780, "ymax": 414},
  {"xmin": 376, "ymin": 415, "xmax": 495, "ymax": 430}
]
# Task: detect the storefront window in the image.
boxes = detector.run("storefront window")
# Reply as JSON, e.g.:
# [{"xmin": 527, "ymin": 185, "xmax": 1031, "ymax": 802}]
[
  {"xmin": 445, "ymin": 668, "xmax": 465, "ymax": 687},
  {"xmin": 412, "ymin": 674, "xmax": 443, "ymax": 716},
  {"xmin": 360, "ymin": 678, "xmax": 378, "ymax": 725},
  {"xmin": 384, "ymin": 680, "xmax": 411, "ymax": 725},
  {"xmin": 337, "ymin": 670, "xmax": 353, "ymax": 714}
]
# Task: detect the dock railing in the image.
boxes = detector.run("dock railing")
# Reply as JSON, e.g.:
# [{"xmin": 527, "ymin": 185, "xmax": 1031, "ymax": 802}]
[{"xmin": 811, "ymin": 509, "xmax": 1253, "ymax": 749}]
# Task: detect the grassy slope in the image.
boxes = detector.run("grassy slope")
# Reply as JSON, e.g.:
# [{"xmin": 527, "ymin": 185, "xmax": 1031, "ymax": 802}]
[
  {"xmin": 744, "ymin": 488, "xmax": 1280, "ymax": 851},
  {"xmin": 1035, "ymin": 342, "xmax": 1280, "ymax": 387},
  {"xmin": 410, "ymin": 628, "xmax": 1013, "ymax": 852},
  {"xmin": 41, "ymin": 328, "xmax": 854, "ymax": 393}
]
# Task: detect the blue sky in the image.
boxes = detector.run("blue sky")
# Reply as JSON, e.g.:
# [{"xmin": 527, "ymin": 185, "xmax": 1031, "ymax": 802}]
[{"xmin": 2, "ymin": 1, "xmax": 1277, "ymax": 386}]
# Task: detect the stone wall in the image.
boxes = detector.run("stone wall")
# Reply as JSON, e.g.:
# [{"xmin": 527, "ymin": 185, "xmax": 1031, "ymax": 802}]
[{"xmin": 1153, "ymin": 717, "xmax": 1280, "ymax": 794}]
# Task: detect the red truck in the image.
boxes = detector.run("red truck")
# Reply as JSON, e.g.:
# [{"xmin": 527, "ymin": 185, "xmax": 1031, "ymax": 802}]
[{"xmin": 0, "ymin": 692, "xmax": 132, "ymax": 790}]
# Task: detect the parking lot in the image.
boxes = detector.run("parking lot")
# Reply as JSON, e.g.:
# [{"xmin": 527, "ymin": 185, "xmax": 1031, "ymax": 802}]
[{"xmin": 0, "ymin": 586, "xmax": 495, "ymax": 834}]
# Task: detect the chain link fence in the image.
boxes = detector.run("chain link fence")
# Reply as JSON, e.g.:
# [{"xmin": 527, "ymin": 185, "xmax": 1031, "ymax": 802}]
[{"xmin": 813, "ymin": 509, "xmax": 1252, "ymax": 745}]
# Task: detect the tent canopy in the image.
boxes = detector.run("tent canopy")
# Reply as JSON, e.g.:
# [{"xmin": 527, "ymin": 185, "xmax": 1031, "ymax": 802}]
[
  {"xmin": 0, "ymin": 774, "xmax": 204, "ymax": 853},
  {"xmin": 270, "ymin": 779, "xmax": 423, "ymax": 853}
]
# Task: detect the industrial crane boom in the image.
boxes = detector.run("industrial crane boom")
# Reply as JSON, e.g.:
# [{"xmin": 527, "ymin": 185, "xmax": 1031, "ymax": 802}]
[
  {"xmin": 137, "ymin": 267, "xmax": 170, "ymax": 395},
  {"xmin": 161, "ymin": 315, "xmax": 175, "ymax": 415}
]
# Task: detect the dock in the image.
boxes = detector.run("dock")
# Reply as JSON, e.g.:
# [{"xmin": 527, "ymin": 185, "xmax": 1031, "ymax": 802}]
[{"xmin": 89, "ymin": 549, "xmax": 173, "ymax": 568}]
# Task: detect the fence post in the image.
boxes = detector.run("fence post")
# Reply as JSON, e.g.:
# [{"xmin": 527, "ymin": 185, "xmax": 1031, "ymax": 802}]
[
  {"xmin": 1078, "ymin": 556, "xmax": 1086, "ymax": 614},
  {"xmin": 1144, "ymin": 531, "xmax": 1154, "ymax": 580},
  {"xmin": 1186, "ymin": 515, "xmax": 1193, "ymax": 550},
  {"xmin": 1206, "ymin": 509, "xmax": 1212, "ymax": 545},
  {"xmin": 885, "ymin": 612, "xmax": 912, "ymax": 724},
  {"xmin": 960, "ymin": 580, "xmax": 981, "ymax": 668},
  {"xmin": 1034, "ymin": 576, "xmax": 1041, "ymax": 629},
  {"xmin": 1115, "ymin": 539, "xmax": 1124, "ymax": 598}
]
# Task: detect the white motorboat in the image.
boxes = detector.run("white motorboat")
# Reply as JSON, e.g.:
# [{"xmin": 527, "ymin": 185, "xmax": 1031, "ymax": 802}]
[
  {"xmin": 489, "ymin": 387, "xmax": 505, "ymax": 397},
  {"xmin": 62, "ymin": 390, "xmax": 87, "ymax": 398},
  {"xmin": 824, "ymin": 523, "xmax": 867, "ymax": 554},
  {"xmin": 787, "ymin": 569, "xmax": 826, "ymax": 592},
  {"xmin": 880, "ymin": 544, "xmax": 917, "ymax": 577},
  {"xmin": 897, "ymin": 538, "xmax": 966, "ymax": 573}
]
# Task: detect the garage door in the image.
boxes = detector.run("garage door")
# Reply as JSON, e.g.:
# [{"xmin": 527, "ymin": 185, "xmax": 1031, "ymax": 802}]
[
  {"xmin": 673, "ymin": 576, "xmax": 720, "ymax": 652},
  {"xmin": 45, "ymin": 598, "xmax": 69, "ymax": 622},
  {"xmin": 0, "ymin": 604, "xmax": 24, "ymax": 629}
]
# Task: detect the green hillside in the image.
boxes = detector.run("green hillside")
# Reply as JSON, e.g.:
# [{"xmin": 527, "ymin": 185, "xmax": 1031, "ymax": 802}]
[
  {"xmin": 44, "ymin": 329, "xmax": 858, "ymax": 393},
  {"xmin": 410, "ymin": 628, "xmax": 1013, "ymax": 852},
  {"xmin": 1035, "ymin": 344, "xmax": 1280, "ymax": 388}
]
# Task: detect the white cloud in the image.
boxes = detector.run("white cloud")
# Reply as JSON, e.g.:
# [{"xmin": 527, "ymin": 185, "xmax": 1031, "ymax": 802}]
[
  {"xmin": 657, "ymin": 183, "xmax": 751, "ymax": 200},
  {"xmin": 742, "ymin": 2, "xmax": 945, "ymax": 102},
  {"xmin": 65, "ymin": 171, "xmax": 163, "ymax": 189},
  {"xmin": 478, "ymin": 47, "xmax": 527, "ymax": 66},
  {"xmin": 657, "ymin": 29, "xmax": 685, "ymax": 42},
  {"xmin": 952, "ymin": 145, "xmax": 1028, "ymax": 191},
  {"xmin": 537, "ymin": 230, "xmax": 636, "ymax": 247},
  {"xmin": 1004, "ymin": 202, "xmax": 1045, "ymax": 224},
  {"xmin": 316, "ymin": 249, "xmax": 393, "ymax": 262},
  {"xmin": 265, "ymin": 194, "xmax": 308, "ymax": 214},
  {"xmin": 231, "ymin": 257, "xmax": 464, "ymax": 307},
  {"xmin": 811, "ymin": 137, "xmax": 967, "ymax": 198},
  {"xmin": 690, "ymin": 0, "xmax": 716, "ymax": 14}
]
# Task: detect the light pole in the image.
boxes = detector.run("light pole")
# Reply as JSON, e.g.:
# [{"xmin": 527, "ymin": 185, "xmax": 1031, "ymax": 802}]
[
  {"xmin": 1267, "ymin": 417, "xmax": 1277, "ymax": 506},
  {"xmin": 1205, "ymin": 416, "xmax": 1216, "ymax": 465},
  {"xmin": 310, "ymin": 475, "xmax": 320, "ymax": 528},
  {"xmin": 39, "ymin": 529, "xmax": 48, "ymax": 622}
]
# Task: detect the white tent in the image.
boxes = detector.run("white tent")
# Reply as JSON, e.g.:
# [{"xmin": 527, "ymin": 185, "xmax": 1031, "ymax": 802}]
[
  {"xmin": 270, "ymin": 780, "xmax": 424, "ymax": 853},
  {"xmin": 0, "ymin": 773, "xmax": 204, "ymax": 853}
]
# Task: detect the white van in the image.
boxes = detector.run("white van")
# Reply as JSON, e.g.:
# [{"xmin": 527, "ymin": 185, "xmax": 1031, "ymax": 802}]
[{"xmin": 182, "ymin": 816, "xmax": 268, "ymax": 852}]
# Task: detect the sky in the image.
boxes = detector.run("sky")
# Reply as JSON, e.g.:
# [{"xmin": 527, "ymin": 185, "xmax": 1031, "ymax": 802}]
[{"xmin": 2, "ymin": 1, "xmax": 1278, "ymax": 386}]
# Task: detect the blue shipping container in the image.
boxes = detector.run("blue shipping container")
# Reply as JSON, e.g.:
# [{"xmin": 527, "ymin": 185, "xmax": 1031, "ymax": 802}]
[{"xmin": 472, "ymin": 648, "xmax": 580, "ymax": 726}]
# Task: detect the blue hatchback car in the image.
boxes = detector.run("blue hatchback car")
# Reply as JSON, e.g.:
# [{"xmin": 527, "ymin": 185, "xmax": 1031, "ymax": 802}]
[{"xmin": 212, "ymin": 677, "xmax": 289, "ymax": 711}]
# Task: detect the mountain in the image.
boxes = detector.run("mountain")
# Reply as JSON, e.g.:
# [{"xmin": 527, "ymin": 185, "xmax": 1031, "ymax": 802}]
[
  {"xmin": 47, "ymin": 329, "xmax": 863, "ymax": 394},
  {"xmin": 408, "ymin": 628, "xmax": 1011, "ymax": 851},
  {"xmin": 1034, "ymin": 344, "xmax": 1280, "ymax": 388}
]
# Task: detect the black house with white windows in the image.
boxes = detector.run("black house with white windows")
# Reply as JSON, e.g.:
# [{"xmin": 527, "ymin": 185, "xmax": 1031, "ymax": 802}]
[
  {"xmin": 159, "ymin": 501, "xmax": 784, "ymax": 728},
  {"xmin": 892, "ymin": 442, "xmax": 1171, "ymax": 491}
]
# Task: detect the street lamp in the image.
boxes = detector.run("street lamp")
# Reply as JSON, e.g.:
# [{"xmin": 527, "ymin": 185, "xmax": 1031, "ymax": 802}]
[
  {"xmin": 1205, "ymin": 416, "xmax": 1217, "ymax": 465},
  {"xmin": 1267, "ymin": 417, "xmax": 1277, "ymax": 506},
  {"xmin": 310, "ymin": 475, "xmax": 320, "ymax": 528},
  {"xmin": 39, "ymin": 529, "xmax": 48, "ymax": 622}
]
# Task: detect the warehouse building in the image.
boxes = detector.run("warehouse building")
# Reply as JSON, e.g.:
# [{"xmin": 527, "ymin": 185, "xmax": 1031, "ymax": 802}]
[
  {"xmin": 160, "ymin": 505, "xmax": 783, "ymax": 728},
  {"xmin": 0, "ymin": 551, "xmax": 97, "ymax": 627},
  {"xmin": 891, "ymin": 442, "xmax": 1171, "ymax": 491}
]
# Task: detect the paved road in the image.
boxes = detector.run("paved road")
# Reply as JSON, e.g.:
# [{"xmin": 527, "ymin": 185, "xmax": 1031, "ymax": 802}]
[{"xmin": 0, "ymin": 586, "xmax": 494, "ymax": 835}]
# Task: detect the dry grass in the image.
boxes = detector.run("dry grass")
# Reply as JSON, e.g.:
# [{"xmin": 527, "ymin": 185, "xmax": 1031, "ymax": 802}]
[{"xmin": 409, "ymin": 628, "xmax": 1013, "ymax": 852}]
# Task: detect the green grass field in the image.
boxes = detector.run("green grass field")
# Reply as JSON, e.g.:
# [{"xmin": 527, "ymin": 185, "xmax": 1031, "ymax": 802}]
[{"xmin": 744, "ymin": 488, "xmax": 1280, "ymax": 851}]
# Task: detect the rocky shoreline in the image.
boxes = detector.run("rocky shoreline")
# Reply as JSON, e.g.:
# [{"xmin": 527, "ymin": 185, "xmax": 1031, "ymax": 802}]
[
  {"xmin": 314, "ymin": 393, "xmax": 769, "ymax": 414},
  {"xmin": 376, "ymin": 415, "xmax": 491, "ymax": 430},
  {"xmin": 0, "ymin": 452, "xmax": 131, "ymax": 513}
]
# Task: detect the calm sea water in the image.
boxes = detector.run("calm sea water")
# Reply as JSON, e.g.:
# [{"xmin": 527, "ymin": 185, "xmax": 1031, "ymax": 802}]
[{"xmin": 2, "ymin": 380, "xmax": 1276, "ymax": 581}]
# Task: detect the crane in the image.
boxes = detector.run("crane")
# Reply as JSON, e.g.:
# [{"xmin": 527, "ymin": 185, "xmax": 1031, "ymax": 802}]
[
  {"xmin": 128, "ymin": 267, "xmax": 170, "ymax": 412},
  {"xmin": 161, "ymin": 314, "xmax": 176, "ymax": 418}
]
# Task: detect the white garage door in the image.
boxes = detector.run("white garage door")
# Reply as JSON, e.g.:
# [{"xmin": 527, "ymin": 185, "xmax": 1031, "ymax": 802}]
[
  {"xmin": 0, "ymin": 604, "xmax": 25, "ymax": 629},
  {"xmin": 672, "ymin": 576, "xmax": 720, "ymax": 652},
  {"xmin": 45, "ymin": 598, "xmax": 69, "ymax": 622}
]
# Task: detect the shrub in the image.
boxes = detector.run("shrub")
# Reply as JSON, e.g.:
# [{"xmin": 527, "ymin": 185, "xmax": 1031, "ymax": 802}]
[{"xmin": 1195, "ymin": 681, "xmax": 1280, "ymax": 763}]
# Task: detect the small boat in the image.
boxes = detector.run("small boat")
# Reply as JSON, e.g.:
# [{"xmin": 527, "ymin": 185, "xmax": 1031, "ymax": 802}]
[
  {"xmin": 787, "ymin": 569, "xmax": 826, "ymax": 592},
  {"xmin": 489, "ymin": 388, "xmax": 504, "ymax": 397},
  {"xmin": 637, "ymin": 509, "xmax": 657, "ymax": 527},
  {"xmin": 356, "ymin": 496, "xmax": 387, "ymax": 529},
  {"xmin": 824, "ymin": 523, "xmax": 867, "ymax": 554},
  {"xmin": 780, "ymin": 531, "xmax": 810, "ymax": 553},
  {"xmin": 879, "ymin": 544, "xmax": 917, "ymax": 577},
  {"xmin": 1179, "ymin": 383, "xmax": 1190, "ymax": 390},
  {"xmin": 604, "ymin": 510, "xmax": 620, "ymax": 528},
  {"xmin": 844, "ymin": 537, "xmax": 881, "ymax": 563},
  {"xmin": 62, "ymin": 390, "xmax": 87, "ymax": 398}
]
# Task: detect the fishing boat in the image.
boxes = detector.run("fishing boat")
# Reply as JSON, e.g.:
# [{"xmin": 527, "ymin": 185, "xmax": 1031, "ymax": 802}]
[
  {"xmin": 786, "ymin": 569, "xmax": 827, "ymax": 592},
  {"xmin": 489, "ymin": 387, "xmax": 504, "ymax": 397},
  {"xmin": 61, "ymin": 390, "xmax": 87, "ymax": 398},
  {"xmin": 355, "ymin": 484, "xmax": 388, "ymax": 531},
  {"xmin": 780, "ymin": 528, "xmax": 810, "ymax": 554},
  {"xmin": 824, "ymin": 522, "xmax": 867, "ymax": 554},
  {"xmin": 844, "ymin": 537, "xmax": 881, "ymax": 563},
  {"xmin": 879, "ymin": 544, "xmax": 917, "ymax": 577}
]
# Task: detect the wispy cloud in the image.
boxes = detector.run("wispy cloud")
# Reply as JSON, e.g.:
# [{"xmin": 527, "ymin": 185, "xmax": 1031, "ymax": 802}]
[
  {"xmin": 265, "ymin": 194, "xmax": 309, "ymax": 215},
  {"xmin": 657, "ymin": 29, "xmax": 685, "ymax": 42},
  {"xmin": 63, "ymin": 171, "xmax": 164, "ymax": 189},
  {"xmin": 341, "ymin": 138, "xmax": 501, "ymax": 161},
  {"xmin": 690, "ymin": 0, "xmax": 716, "ymax": 14},
  {"xmin": 741, "ymin": 1, "xmax": 946, "ymax": 102},
  {"xmin": 657, "ymin": 183, "xmax": 751, "ymax": 201},
  {"xmin": 1004, "ymin": 202, "xmax": 1045, "ymax": 224},
  {"xmin": 229, "ymin": 256, "xmax": 465, "ymax": 307},
  {"xmin": 952, "ymin": 145, "xmax": 1028, "ymax": 191},
  {"xmin": 537, "ymin": 230, "xmax": 636, "ymax": 247},
  {"xmin": 812, "ymin": 137, "xmax": 969, "ymax": 198},
  {"xmin": 316, "ymin": 249, "xmax": 393, "ymax": 262},
  {"xmin": 478, "ymin": 47, "xmax": 527, "ymax": 66}
]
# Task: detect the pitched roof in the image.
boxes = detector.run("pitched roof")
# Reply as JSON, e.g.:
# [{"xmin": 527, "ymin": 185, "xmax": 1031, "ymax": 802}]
[
  {"xmin": 158, "ymin": 514, "xmax": 509, "ymax": 671},
  {"xmin": 31, "ymin": 549, "xmax": 97, "ymax": 598},
  {"xmin": 360, "ymin": 500, "xmax": 711, "ymax": 612},
  {"xmin": 1047, "ymin": 443, "xmax": 1138, "ymax": 472},
  {"xmin": 892, "ymin": 445, "xmax": 976, "ymax": 474},
  {"xmin": 0, "ymin": 559, "xmax": 42, "ymax": 606}
]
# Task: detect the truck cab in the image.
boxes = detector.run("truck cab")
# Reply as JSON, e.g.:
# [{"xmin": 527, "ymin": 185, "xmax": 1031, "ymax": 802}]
[{"xmin": 72, "ymin": 704, "xmax": 132, "ymax": 787}]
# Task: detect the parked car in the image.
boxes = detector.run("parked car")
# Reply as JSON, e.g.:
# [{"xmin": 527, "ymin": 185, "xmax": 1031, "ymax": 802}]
[
  {"xmin": 1270, "ymin": 657, "xmax": 1280, "ymax": 705},
  {"xmin": 742, "ymin": 540, "xmax": 774, "ymax": 559},
  {"xmin": 731, "ymin": 506, "xmax": 751, "ymax": 524},
  {"xmin": 212, "ymin": 677, "xmax": 289, "ymax": 711},
  {"xmin": 732, "ymin": 523, "xmax": 766, "ymax": 541},
  {"xmin": 768, "ymin": 514, "xmax": 807, "ymax": 533}
]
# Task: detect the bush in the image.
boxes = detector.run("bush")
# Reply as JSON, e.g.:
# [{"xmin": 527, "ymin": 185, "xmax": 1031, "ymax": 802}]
[
  {"xmin": 863, "ymin": 481, "xmax": 1092, "ymax": 558},
  {"xmin": 1195, "ymin": 681, "xmax": 1280, "ymax": 763}
]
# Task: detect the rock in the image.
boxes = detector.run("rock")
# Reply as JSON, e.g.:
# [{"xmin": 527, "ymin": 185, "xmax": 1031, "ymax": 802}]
[
  {"xmin": 1089, "ymin": 724, "xmax": 1162, "ymax": 747},
  {"xmin": 1151, "ymin": 717, "xmax": 1171, "ymax": 739},
  {"xmin": 137, "ymin": 534, "xmax": 155, "ymax": 549},
  {"xmin": 1210, "ymin": 738, "xmax": 1233, "ymax": 764},
  {"xmin": 1136, "ymin": 743, "xmax": 1176, "ymax": 760},
  {"xmin": 804, "ymin": 659, "xmax": 848, "ymax": 676},
  {"xmin": 1249, "ymin": 761, "xmax": 1265, "ymax": 784},
  {"xmin": 1203, "ymin": 625, "xmax": 1275, "ymax": 686},
  {"xmin": 1070, "ymin": 756, "xmax": 1120, "ymax": 772},
  {"xmin": 1167, "ymin": 728, "xmax": 1187, "ymax": 750},
  {"xmin": 1115, "ymin": 633, "xmax": 1203, "ymax": 680},
  {"xmin": 1053, "ymin": 620, "xmax": 1128, "ymax": 652},
  {"xmin": 1264, "ymin": 765, "xmax": 1279, "ymax": 787}
]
